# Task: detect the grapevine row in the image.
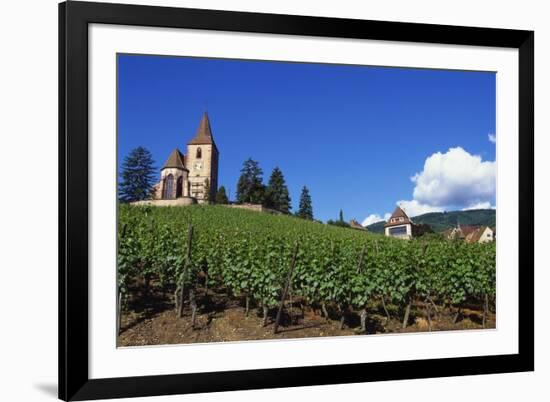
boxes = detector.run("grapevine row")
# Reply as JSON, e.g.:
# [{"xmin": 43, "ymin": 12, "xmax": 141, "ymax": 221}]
[{"xmin": 118, "ymin": 204, "xmax": 495, "ymax": 331}]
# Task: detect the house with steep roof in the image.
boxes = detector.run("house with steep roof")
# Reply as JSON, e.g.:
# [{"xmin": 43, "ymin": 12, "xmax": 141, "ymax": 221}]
[
  {"xmin": 384, "ymin": 206, "xmax": 414, "ymax": 239},
  {"xmin": 464, "ymin": 225, "xmax": 494, "ymax": 243},
  {"xmin": 153, "ymin": 112, "xmax": 219, "ymax": 203},
  {"xmin": 349, "ymin": 219, "xmax": 367, "ymax": 230},
  {"xmin": 384, "ymin": 206, "xmax": 433, "ymax": 239},
  {"xmin": 442, "ymin": 224, "xmax": 494, "ymax": 243}
]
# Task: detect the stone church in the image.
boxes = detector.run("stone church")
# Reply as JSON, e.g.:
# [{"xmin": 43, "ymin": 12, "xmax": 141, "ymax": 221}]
[{"xmin": 153, "ymin": 112, "xmax": 219, "ymax": 203}]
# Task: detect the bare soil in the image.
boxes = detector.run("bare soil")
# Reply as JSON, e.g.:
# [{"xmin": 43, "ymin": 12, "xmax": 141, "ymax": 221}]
[{"xmin": 117, "ymin": 287, "xmax": 495, "ymax": 347}]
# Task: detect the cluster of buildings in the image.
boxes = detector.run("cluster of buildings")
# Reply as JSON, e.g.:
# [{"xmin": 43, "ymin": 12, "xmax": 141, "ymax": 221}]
[
  {"xmin": 383, "ymin": 206, "xmax": 495, "ymax": 243},
  {"xmin": 441, "ymin": 224, "xmax": 495, "ymax": 243}
]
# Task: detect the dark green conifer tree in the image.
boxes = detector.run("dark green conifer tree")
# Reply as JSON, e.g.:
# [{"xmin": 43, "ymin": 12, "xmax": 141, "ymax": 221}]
[
  {"xmin": 215, "ymin": 186, "xmax": 230, "ymax": 204},
  {"xmin": 236, "ymin": 158, "xmax": 265, "ymax": 204},
  {"xmin": 265, "ymin": 167, "xmax": 291, "ymax": 214},
  {"xmin": 118, "ymin": 146, "xmax": 156, "ymax": 203},
  {"xmin": 297, "ymin": 186, "xmax": 313, "ymax": 220}
]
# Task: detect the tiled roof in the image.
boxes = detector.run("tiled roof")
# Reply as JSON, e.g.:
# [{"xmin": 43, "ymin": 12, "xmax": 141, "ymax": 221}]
[
  {"xmin": 162, "ymin": 148, "xmax": 187, "ymax": 170},
  {"xmin": 188, "ymin": 112, "xmax": 216, "ymax": 146},
  {"xmin": 459, "ymin": 225, "xmax": 479, "ymax": 237},
  {"xmin": 466, "ymin": 226, "xmax": 492, "ymax": 243},
  {"xmin": 384, "ymin": 206, "xmax": 412, "ymax": 227}
]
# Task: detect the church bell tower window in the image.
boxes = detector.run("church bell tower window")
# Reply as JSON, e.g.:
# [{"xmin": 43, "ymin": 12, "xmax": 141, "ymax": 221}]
[{"xmin": 196, "ymin": 147, "xmax": 202, "ymax": 159}]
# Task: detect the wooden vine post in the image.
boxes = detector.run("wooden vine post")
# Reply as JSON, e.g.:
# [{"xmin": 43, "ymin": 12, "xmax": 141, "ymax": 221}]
[
  {"xmin": 453, "ymin": 307, "xmax": 462, "ymax": 324},
  {"xmin": 403, "ymin": 243, "xmax": 429, "ymax": 329},
  {"xmin": 356, "ymin": 243, "xmax": 368, "ymax": 333},
  {"xmin": 273, "ymin": 242, "xmax": 299, "ymax": 334},
  {"xmin": 356, "ymin": 243, "xmax": 367, "ymax": 275},
  {"xmin": 178, "ymin": 224, "xmax": 193, "ymax": 319},
  {"xmin": 482, "ymin": 293, "xmax": 489, "ymax": 328},
  {"xmin": 189, "ymin": 287, "xmax": 197, "ymax": 329},
  {"xmin": 424, "ymin": 299, "xmax": 433, "ymax": 331},
  {"xmin": 116, "ymin": 290, "xmax": 122, "ymax": 336},
  {"xmin": 402, "ymin": 297, "xmax": 412, "ymax": 329},
  {"xmin": 117, "ymin": 224, "xmax": 127, "ymax": 336},
  {"xmin": 144, "ymin": 220, "xmax": 156, "ymax": 297}
]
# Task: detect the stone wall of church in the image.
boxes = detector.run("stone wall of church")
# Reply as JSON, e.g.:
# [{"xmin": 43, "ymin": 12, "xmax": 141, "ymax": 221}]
[
  {"xmin": 157, "ymin": 167, "xmax": 188, "ymax": 199},
  {"xmin": 160, "ymin": 167, "xmax": 186, "ymax": 180},
  {"xmin": 132, "ymin": 198, "xmax": 197, "ymax": 207},
  {"xmin": 185, "ymin": 144, "xmax": 218, "ymax": 201}
]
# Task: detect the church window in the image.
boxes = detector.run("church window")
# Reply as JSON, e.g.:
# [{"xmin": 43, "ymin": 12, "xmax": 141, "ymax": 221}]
[
  {"xmin": 196, "ymin": 147, "xmax": 202, "ymax": 159},
  {"xmin": 176, "ymin": 176, "xmax": 183, "ymax": 198},
  {"xmin": 163, "ymin": 174, "xmax": 175, "ymax": 199}
]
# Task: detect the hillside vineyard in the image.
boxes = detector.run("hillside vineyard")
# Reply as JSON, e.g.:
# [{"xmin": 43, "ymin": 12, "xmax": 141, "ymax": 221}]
[{"xmin": 117, "ymin": 205, "xmax": 496, "ymax": 337}]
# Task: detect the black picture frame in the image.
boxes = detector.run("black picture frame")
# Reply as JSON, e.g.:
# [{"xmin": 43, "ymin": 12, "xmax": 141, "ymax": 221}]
[{"xmin": 59, "ymin": 1, "xmax": 534, "ymax": 400}]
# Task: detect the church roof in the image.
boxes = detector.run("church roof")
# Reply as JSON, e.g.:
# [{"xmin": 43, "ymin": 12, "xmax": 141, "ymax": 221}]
[
  {"xmin": 384, "ymin": 206, "xmax": 412, "ymax": 227},
  {"xmin": 162, "ymin": 148, "xmax": 187, "ymax": 170},
  {"xmin": 188, "ymin": 112, "xmax": 217, "ymax": 147}
]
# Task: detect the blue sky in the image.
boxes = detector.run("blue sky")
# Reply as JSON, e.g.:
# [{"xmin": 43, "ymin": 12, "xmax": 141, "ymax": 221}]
[{"xmin": 118, "ymin": 54, "xmax": 496, "ymax": 224}]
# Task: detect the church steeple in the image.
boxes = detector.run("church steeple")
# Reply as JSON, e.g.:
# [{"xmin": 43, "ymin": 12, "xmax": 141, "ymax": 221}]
[
  {"xmin": 188, "ymin": 112, "xmax": 216, "ymax": 148},
  {"xmin": 185, "ymin": 112, "xmax": 219, "ymax": 203}
]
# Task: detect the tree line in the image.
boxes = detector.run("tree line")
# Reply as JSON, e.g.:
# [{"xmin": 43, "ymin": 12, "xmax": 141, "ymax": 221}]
[
  {"xmin": 234, "ymin": 158, "xmax": 313, "ymax": 220},
  {"xmin": 118, "ymin": 147, "xmax": 314, "ymax": 220}
]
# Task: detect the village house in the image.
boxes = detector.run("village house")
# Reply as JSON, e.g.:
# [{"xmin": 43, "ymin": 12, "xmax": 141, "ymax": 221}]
[
  {"xmin": 349, "ymin": 219, "xmax": 367, "ymax": 230},
  {"xmin": 442, "ymin": 224, "xmax": 495, "ymax": 243},
  {"xmin": 384, "ymin": 206, "xmax": 433, "ymax": 240},
  {"xmin": 152, "ymin": 112, "xmax": 219, "ymax": 204},
  {"xmin": 384, "ymin": 206, "xmax": 413, "ymax": 239}
]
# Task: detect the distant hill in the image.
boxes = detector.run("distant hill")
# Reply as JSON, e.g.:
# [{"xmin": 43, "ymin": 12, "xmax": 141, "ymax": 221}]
[{"xmin": 366, "ymin": 209, "xmax": 496, "ymax": 234}]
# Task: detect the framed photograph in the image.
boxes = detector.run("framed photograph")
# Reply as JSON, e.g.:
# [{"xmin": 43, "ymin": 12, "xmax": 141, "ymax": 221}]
[{"xmin": 59, "ymin": 1, "xmax": 534, "ymax": 400}]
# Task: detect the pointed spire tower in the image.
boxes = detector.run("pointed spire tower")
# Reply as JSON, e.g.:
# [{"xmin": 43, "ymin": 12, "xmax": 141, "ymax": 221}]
[
  {"xmin": 188, "ymin": 112, "xmax": 217, "ymax": 150},
  {"xmin": 186, "ymin": 112, "xmax": 219, "ymax": 203}
]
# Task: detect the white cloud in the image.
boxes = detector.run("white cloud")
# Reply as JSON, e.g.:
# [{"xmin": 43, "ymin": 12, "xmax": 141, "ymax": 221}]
[
  {"xmin": 397, "ymin": 200, "xmax": 444, "ymax": 217},
  {"xmin": 411, "ymin": 147, "xmax": 495, "ymax": 209},
  {"xmin": 488, "ymin": 133, "xmax": 496, "ymax": 143},
  {"xmin": 361, "ymin": 147, "xmax": 496, "ymax": 221},
  {"xmin": 362, "ymin": 214, "xmax": 385, "ymax": 226},
  {"xmin": 462, "ymin": 201, "xmax": 494, "ymax": 210},
  {"xmin": 361, "ymin": 212, "xmax": 391, "ymax": 226}
]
